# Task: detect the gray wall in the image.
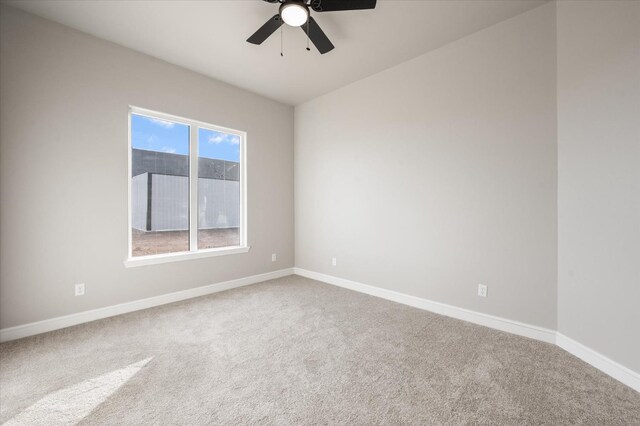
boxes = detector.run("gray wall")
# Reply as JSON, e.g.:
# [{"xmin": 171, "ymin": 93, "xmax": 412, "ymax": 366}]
[
  {"xmin": 295, "ymin": 4, "xmax": 558, "ymax": 329},
  {"xmin": 557, "ymin": 1, "xmax": 640, "ymax": 372},
  {"xmin": 132, "ymin": 149, "xmax": 240, "ymax": 181},
  {"xmin": 132, "ymin": 149, "xmax": 189, "ymax": 179},
  {"xmin": 2, "ymin": 1, "xmax": 638, "ymax": 377},
  {"xmin": 0, "ymin": 5, "xmax": 294, "ymax": 328}
]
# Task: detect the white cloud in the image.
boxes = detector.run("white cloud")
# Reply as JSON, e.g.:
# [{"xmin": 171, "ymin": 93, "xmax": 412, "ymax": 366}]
[
  {"xmin": 149, "ymin": 118, "xmax": 175, "ymax": 129},
  {"xmin": 208, "ymin": 133, "xmax": 240, "ymax": 145},
  {"xmin": 209, "ymin": 134, "xmax": 225, "ymax": 144},
  {"xmin": 161, "ymin": 146, "xmax": 176, "ymax": 154}
]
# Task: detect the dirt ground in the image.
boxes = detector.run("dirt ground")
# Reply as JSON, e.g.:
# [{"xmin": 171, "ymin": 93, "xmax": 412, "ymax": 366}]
[{"xmin": 132, "ymin": 228, "xmax": 240, "ymax": 256}]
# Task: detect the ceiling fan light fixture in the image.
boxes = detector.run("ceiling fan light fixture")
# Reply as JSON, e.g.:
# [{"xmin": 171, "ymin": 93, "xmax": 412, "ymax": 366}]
[
  {"xmin": 280, "ymin": 1, "xmax": 309, "ymax": 27},
  {"xmin": 248, "ymin": 0, "xmax": 377, "ymax": 54}
]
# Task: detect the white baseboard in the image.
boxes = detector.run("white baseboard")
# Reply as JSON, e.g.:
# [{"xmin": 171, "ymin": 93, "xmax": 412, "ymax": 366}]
[
  {"xmin": 294, "ymin": 268, "xmax": 640, "ymax": 393},
  {"xmin": 0, "ymin": 268, "xmax": 295, "ymax": 343},
  {"xmin": 555, "ymin": 333, "xmax": 640, "ymax": 392},
  {"xmin": 294, "ymin": 268, "xmax": 556, "ymax": 343},
  {"xmin": 2, "ymin": 266, "xmax": 637, "ymax": 393}
]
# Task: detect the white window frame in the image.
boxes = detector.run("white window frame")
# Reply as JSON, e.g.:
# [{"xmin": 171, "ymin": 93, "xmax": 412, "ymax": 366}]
[{"xmin": 125, "ymin": 106, "xmax": 249, "ymax": 267}]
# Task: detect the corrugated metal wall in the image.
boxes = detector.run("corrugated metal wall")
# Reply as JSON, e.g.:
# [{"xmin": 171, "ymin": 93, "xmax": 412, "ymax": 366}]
[
  {"xmin": 151, "ymin": 174, "xmax": 189, "ymax": 231},
  {"xmin": 131, "ymin": 173, "xmax": 148, "ymax": 230},
  {"xmin": 198, "ymin": 179, "xmax": 240, "ymax": 229},
  {"xmin": 131, "ymin": 174, "xmax": 240, "ymax": 232}
]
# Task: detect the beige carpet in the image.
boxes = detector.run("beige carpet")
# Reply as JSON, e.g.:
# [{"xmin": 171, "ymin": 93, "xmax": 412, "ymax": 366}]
[{"xmin": 1, "ymin": 275, "xmax": 639, "ymax": 424}]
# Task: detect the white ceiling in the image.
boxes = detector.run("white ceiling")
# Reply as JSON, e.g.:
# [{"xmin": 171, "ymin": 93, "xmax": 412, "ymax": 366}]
[{"xmin": 5, "ymin": 0, "xmax": 547, "ymax": 105}]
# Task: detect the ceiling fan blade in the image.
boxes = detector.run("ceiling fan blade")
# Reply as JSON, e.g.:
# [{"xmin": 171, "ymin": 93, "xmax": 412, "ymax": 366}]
[
  {"xmin": 247, "ymin": 14, "xmax": 283, "ymax": 45},
  {"xmin": 310, "ymin": 0, "xmax": 377, "ymax": 12},
  {"xmin": 301, "ymin": 17, "xmax": 335, "ymax": 54}
]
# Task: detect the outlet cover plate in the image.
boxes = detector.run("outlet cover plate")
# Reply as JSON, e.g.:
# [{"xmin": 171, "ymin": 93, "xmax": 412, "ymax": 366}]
[
  {"xmin": 478, "ymin": 284, "xmax": 487, "ymax": 298},
  {"xmin": 75, "ymin": 283, "xmax": 85, "ymax": 296}
]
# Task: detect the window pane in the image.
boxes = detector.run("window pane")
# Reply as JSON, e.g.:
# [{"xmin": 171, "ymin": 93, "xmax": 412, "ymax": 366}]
[
  {"xmin": 131, "ymin": 114, "xmax": 190, "ymax": 256},
  {"xmin": 197, "ymin": 128, "xmax": 241, "ymax": 249}
]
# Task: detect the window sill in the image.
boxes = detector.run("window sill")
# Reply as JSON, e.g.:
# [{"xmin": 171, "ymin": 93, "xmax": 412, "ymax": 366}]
[{"xmin": 124, "ymin": 246, "xmax": 251, "ymax": 268}]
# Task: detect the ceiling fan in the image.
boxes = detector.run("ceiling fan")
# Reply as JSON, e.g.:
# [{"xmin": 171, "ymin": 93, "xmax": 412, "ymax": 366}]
[{"xmin": 247, "ymin": 0, "xmax": 377, "ymax": 54}]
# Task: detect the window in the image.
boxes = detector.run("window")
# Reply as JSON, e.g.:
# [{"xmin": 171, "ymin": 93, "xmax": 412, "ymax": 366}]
[{"xmin": 126, "ymin": 107, "xmax": 248, "ymax": 266}]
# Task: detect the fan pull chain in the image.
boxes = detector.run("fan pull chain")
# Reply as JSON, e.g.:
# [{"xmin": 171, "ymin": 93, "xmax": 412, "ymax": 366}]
[
  {"xmin": 306, "ymin": 19, "xmax": 310, "ymax": 51},
  {"xmin": 280, "ymin": 25, "xmax": 283, "ymax": 57}
]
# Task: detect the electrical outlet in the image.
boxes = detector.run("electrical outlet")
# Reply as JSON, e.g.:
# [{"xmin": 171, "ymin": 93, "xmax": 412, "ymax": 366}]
[
  {"xmin": 478, "ymin": 284, "xmax": 487, "ymax": 298},
  {"xmin": 332, "ymin": 257, "xmax": 337, "ymax": 266},
  {"xmin": 271, "ymin": 253, "xmax": 277, "ymax": 262},
  {"xmin": 75, "ymin": 283, "xmax": 85, "ymax": 297}
]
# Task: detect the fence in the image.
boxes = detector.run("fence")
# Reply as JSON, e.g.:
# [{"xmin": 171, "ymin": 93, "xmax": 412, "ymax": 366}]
[{"xmin": 132, "ymin": 172, "xmax": 240, "ymax": 232}]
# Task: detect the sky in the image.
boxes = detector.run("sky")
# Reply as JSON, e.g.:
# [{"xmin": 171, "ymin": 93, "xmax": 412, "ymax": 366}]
[{"xmin": 131, "ymin": 113, "xmax": 240, "ymax": 162}]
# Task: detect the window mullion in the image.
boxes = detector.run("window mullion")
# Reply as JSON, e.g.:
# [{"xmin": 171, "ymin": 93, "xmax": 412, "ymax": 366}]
[{"xmin": 189, "ymin": 125, "xmax": 198, "ymax": 252}]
